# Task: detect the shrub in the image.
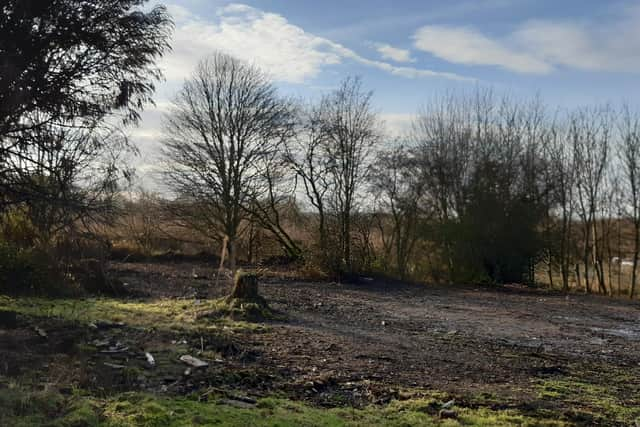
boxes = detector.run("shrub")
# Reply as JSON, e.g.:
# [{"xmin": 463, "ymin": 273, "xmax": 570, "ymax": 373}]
[{"xmin": 0, "ymin": 241, "xmax": 79, "ymax": 296}]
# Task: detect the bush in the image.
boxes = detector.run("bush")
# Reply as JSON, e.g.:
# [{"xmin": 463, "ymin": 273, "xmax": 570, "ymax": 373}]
[
  {"xmin": 0, "ymin": 241, "xmax": 80, "ymax": 296},
  {"xmin": 0, "ymin": 242, "xmax": 51, "ymax": 294}
]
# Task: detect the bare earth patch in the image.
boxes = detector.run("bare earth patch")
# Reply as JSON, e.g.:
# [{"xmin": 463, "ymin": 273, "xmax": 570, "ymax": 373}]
[{"xmin": 2, "ymin": 261, "xmax": 639, "ymax": 425}]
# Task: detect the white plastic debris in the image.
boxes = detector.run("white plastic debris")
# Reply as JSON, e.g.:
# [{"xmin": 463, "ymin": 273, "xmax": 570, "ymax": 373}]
[
  {"xmin": 179, "ymin": 355, "xmax": 209, "ymax": 368},
  {"xmin": 145, "ymin": 352, "xmax": 156, "ymax": 367}
]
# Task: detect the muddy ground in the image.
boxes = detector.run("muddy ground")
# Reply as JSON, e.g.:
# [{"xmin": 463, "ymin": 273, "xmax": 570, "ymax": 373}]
[{"xmin": 2, "ymin": 260, "xmax": 640, "ymax": 425}]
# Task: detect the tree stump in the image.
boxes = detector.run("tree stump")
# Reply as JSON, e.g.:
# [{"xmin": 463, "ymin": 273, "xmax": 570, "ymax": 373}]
[{"xmin": 229, "ymin": 271, "xmax": 260, "ymax": 301}]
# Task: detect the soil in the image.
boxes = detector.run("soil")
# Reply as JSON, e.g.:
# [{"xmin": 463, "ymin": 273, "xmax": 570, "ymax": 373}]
[{"xmin": 2, "ymin": 260, "xmax": 640, "ymax": 423}]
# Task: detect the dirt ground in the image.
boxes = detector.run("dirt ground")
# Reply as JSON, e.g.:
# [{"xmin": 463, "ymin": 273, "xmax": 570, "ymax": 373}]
[
  {"xmin": 112, "ymin": 262, "xmax": 640, "ymax": 398},
  {"xmin": 2, "ymin": 260, "xmax": 640, "ymax": 425}
]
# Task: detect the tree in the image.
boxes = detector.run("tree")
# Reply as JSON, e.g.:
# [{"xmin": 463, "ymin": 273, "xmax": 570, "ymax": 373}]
[
  {"xmin": 242, "ymin": 146, "xmax": 302, "ymax": 260},
  {"xmin": 370, "ymin": 145, "xmax": 426, "ymax": 279},
  {"xmin": 620, "ymin": 105, "xmax": 640, "ymax": 298},
  {"xmin": 317, "ymin": 77, "xmax": 380, "ymax": 273},
  {"xmin": 543, "ymin": 121, "xmax": 576, "ymax": 291},
  {"xmin": 285, "ymin": 104, "xmax": 332, "ymax": 265},
  {"xmin": 160, "ymin": 52, "xmax": 295, "ymax": 276},
  {"xmin": 0, "ymin": 0, "xmax": 172, "ymax": 214},
  {"xmin": 413, "ymin": 91, "xmax": 549, "ymax": 284},
  {"xmin": 571, "ymin": 107, "xmax": 612, "ymax": 294},
  {"xmin": 0, "ymin": 0, "xmax": 171, "ymax": 133}
]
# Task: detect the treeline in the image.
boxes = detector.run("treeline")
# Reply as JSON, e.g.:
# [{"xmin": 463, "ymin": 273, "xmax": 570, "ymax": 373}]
[
  {"xmin": 150, "ymin": 52, "xmax": 640, "ymax": 297},
  {"xmin": 1, "ymin": 0, "xmax": 639, "ymax": 298}
]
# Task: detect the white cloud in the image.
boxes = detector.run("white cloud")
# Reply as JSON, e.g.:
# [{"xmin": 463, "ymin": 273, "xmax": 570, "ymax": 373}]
[
  {"xmin": 514, "ymin": 16, "xmax": 640, "ymax": 73},
  {"xmin": 413, "ymin": 26, "xmax": 551, "ymax": 74},
  {"xmin": 160, "ymin": 3, "xmax": 472, "ymax": 84},
  {"xmin": 412, "ymin": 5, "xmax": 640, "ymax": 74},
  {"xmin": 381, "ymin": 113, "xmax": 414, "ymax": 137},
  {"xmin": 374, "ymin": 43, "xmax": 415, "ymax": 63}
]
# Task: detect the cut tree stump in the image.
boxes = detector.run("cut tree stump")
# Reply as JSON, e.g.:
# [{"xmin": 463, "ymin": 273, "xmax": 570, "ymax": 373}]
[{"xmin": 229, "ymin": 271, "xmax": 261, "ymax": 301}]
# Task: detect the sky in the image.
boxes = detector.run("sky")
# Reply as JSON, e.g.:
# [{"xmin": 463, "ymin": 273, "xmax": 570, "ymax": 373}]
[{"xmin": 132, "ymin": 0, "xmax": 640, "ymax": 186}]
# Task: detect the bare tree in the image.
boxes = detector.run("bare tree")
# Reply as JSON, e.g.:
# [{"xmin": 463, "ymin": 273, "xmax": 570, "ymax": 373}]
[
  {"xmin": 1, "ymin": 118, "xmax": 133, "ymax": 245},
  {"xmin": 285, "ymin": 105, "xmax": 332, "ymax": 265},
  {"xmin": 160, "ymin": 52, "xmax": 295, "ymax": 276},
  {"xmin": 370, "ymin": 145, "xmax": 426, "ymax": 279},
  {"xmin": 544, "ymin": 121, "xmax": 577, "ymax": 291},
  {"xmin": 242, "ymin": 147, "xmax": 302, "ymax": 260},
  {"xmin": 318, "ymin": 77, "xmax": 380, "ymax": 273},
  {"xmin": 571, "ymin": 107, "xmax": 613, "ymax": 294},
  {"xmin": 620, "ymin": 105, "xmax": 640, "ymax": 298}
]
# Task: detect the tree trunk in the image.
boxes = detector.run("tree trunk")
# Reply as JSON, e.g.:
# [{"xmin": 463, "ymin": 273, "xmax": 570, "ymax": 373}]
[{"xmin": 631, "ymin": 223, "xmax": 640, "ymax": 299}]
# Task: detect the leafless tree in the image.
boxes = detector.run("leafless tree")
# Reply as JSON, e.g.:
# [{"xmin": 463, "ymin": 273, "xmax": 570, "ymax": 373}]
[
  {"xmin": 319, "ymin": 77, "xmax": 380, "ymax": 273},
  {"xmin": 288, "ymin": 78, "xmax": 379, "ymax": 273},
  {"xmin": 242, "ymin": 147, "xmax": 302, "ymax": 260},
  {"xmin": 544, "ymin": 121, "xmax": 577, "ymax": 291},
  {"xmin": 160, "ymin": 52, "xmax": 295, "ymax": 275},
  {"xmin": 285, "ymin": 105, "xmax": 332, "ymax": 264},
  {"xmin": 1, "ymin": 117, "xmax": 133, "ymax": 245},
  {"xmin": 619, "ymin": 105, "xmax": 640, "ymax": 298},
  {"xmin": 370, "ymin": 145, "xmax": 426, "ymax": 279},
  {"xmin": 571, "ymin": 107, "xmax": 613, "ymax": 294}
]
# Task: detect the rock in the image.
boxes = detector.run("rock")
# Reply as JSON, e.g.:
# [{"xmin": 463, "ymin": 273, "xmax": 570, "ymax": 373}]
[
  {"xmin": 179, "ymin": 355, "xmax": 209, "ymax": 368},
  {"xmin": 440, "ymin": 409, "xmax": 457, "ymax": 419}
]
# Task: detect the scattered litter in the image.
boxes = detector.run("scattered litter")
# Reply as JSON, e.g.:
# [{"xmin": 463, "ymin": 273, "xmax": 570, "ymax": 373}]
[
  {"xmin": 34, "ymin": 326, "xmax": 47, "ymax": 338},
  {"xmin": 145, "ymin": 352, "xmax": 156, "ymax": 367},
  {"xmin": 381, "ymin": 321, "xmax": 386, "ymax": 326},
  {"xmin": 100, "ymin": 343, "xmax": 129, "ymax": 354},
  {"xmin": 179, "ymin": 355, "xmax": 209, "ymax": 368},
  {"xmin": 92, "ymin": 339, "xmax": 110, "ymax": 348},
  {"xmin": 104, "ymin": 362, "xmax": 126, "ymax": 369},
  {"xmin": 441, "ymin": 399, "xmax": 455, "ymax": 409}
]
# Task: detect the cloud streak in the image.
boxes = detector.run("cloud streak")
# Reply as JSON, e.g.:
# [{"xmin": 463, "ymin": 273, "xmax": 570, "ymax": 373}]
[
  {"xmin": 161, "ymin": 3, "xmax": 472, "ymax": 84},
  {"xmin": 412, "ymin": 5, "xmax": 640, "ymax": 74},
  {"xmin": 374, "ymin": 43, "xmax": 415, "ymax": 63}
]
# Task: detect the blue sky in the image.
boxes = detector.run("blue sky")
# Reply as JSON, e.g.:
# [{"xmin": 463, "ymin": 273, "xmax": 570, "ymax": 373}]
[{"xmin": 133, "ymin": 0, "xmax": 640, "ymax": 181}]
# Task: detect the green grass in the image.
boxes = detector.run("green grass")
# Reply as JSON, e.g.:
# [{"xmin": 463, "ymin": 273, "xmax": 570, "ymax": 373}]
[
  {"xmin": 0, "ymin": 295, "xmax": 264, "ymax": 333},
  {"xmin": 0, "ymin": 387, "xmax": 568, "ymax": 427},
  {"xmin": 537, "ymin": 373, "xmax": 640, "ymax": 425}
]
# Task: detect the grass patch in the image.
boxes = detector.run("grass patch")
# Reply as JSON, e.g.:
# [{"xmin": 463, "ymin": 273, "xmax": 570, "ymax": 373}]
[
  {"xmin": 0, "ymin": 387, "xmax": 571, "ymax": 427},
  {"xmin": 0, "ymin": 295, "xmax": 265, "ymax": 333},
  {"xmin": 535, "ymin": 365, "xmax": 640, "ymax": 425},
  {"xmin": 537, "ymin": 377, "xmax": 640, "ymax": 425}
]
